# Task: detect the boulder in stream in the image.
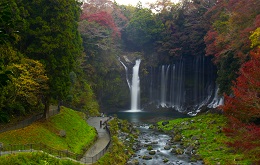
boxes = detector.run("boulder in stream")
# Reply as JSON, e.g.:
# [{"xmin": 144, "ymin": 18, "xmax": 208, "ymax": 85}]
[
  {"xmin": 126, "ymin": 159, "xmax": 139, "ymax": 165},
  {"xmin": 164, "ymin": 145, "xmax": 171, "ymax": 150},
  {"xmin": 162, "ymin": 121, "xmax": 169, "ymax": 126},
  {"xmin": 142, "ymin": 155, "xmax": 153, "ymax": 160},
  {"xmin": 149, "ymin": 150, "xmax": 156, "ymax": 155}
]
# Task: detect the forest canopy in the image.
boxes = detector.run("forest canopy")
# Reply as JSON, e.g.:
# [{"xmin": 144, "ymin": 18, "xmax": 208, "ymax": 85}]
[{"xmin": 0, "ymin": 0, "xmax": 259, "ymax": 162}]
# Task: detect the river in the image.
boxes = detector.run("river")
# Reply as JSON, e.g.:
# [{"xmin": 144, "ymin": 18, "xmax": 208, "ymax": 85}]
[{"xmin": 109, "ymin": 111, "xmax": 203, "ymax": 165}]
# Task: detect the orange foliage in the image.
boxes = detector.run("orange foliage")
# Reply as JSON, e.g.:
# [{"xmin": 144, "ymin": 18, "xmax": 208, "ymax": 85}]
[{"xmin": 222, "ymin": 48, "xmax": 260, "ymax": 164}]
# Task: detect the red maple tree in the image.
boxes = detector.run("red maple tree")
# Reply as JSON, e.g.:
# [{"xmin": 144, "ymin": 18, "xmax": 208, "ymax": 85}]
[
  {"xmin": 222, "ymin": 48, "xmax": 260, "ymax": 163},
  {"xmin": 223, "ymin": 49, "xmax": 260, "ymax": 122},
  {"xmin": 81, "ymin": 11, "xmax": 120, "ymax": 38}
]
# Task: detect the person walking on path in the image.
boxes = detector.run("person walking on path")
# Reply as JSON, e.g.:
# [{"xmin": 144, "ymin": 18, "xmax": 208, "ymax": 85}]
[{"xmin": 100, "ymin": 119, "xmax": 102, "ymax": 128}]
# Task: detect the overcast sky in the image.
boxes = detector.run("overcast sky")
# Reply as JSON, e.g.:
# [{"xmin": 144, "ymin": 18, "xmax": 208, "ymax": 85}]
[{"xmin": 115, "ymin": 0, "xmax": 180, "ymax": 6}]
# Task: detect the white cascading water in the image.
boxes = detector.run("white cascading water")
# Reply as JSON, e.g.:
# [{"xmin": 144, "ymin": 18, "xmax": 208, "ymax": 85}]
[
  {"xmin": 207, "ymin": 86, "xmax": 224, "ymax": 108},
  {"xmin": 119, "ymin": 58, "xmax": 131, "ymax": 89},
  {"xmin": 130, "ymin": 59, "xmax": 141, "ymax": 111},
  {"xmin": 160, "ymin": 65, "xmax": 167, "ymax": 107},
  {"xmin": 119, "ymin": 58, "xmax": 142, "ymax": 112},
  {"xmin": 154, "ymin": 56, "xmax": 223, "ymax": 114}
]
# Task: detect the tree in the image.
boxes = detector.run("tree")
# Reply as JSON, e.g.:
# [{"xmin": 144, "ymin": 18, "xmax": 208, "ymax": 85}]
[
  {"xmin": 10, "ymin": 58, "xmax": 48, "ymax": 108},
  {"xmin": 152, "ymin": 0, "xmax": 216, "ymax": 63},
  {"xmin": 124, "ymin": 8, "xmax": 164, "ymax": 52},
  {"xmin": 0, "ymin": 0, "xmax": 21, "ymax": 44},
  {"xmin": 0, "ymin": 0, "xmax": 21, "ymax": 87},
  {"xmin": 81, "ymin": 11, "xmax": 120, "ymax": 38},
  {"xmin": 250, "ymin": 27, "xmax": 260, "ymax": 49},
  {"xmin": 79, "ymin": 0, "xmax": 130, "ymax": 110},
  {"xmin": 222, "ymin": 49, "xmax": 260, "ymax": 164},
  {"xmin": 222, "ymin": 49, "xmax": 260, "ymax": 122},
  {"xmin": 17, "ymin": 0, "xmax": 83, "ymax": 118},
  {"xmin": 204, "ymin": 0, "xmax": 260, "ymax": 95}
]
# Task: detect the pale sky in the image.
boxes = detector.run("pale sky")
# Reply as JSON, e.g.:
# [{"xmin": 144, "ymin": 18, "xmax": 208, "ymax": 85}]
[{"xmin": 115, "ymin": 0, "xmax": 180, "ymax": 6}]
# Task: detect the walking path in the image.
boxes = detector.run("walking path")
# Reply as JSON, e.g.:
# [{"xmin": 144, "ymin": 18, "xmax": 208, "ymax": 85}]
[{"xmin": 80, "ymin": 117, "xmax": 111, "ymax": 163}]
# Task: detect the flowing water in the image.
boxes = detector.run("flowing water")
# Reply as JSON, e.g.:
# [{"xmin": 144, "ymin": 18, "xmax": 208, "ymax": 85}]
[
  {"xmin": 130, "ymin": 59, "xmax": 141, "ymax": 111},
  {"xmin": 116, "ymin": 56, "xmax": 214, "ymax": 164},
  {"xmin": 110, "ymin": 111, "xmax": 202, "ymax": 165},
  {"xmin": 130, "ymin": 125, "xmax": 202, "ymax": 165}
]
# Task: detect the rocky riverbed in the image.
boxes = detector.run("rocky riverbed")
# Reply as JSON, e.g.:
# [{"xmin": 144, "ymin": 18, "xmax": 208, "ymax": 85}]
[{"xmin": 126, "ymin": 124, "xmax": 203, "ymax": 165}]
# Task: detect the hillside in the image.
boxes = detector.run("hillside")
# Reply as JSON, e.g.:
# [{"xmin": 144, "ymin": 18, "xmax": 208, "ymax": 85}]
[{"xmin": 0, "ymin": 107, "xmax": 97, "ymax": 154}]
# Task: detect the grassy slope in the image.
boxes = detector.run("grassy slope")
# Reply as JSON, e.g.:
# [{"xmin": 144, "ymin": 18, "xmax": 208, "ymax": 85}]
[
  {"xmin": 0, "ymin": 152, "xmax": 81, "ymax": 165},
  {"xmin": 157, "ymin": 113, "xmax": 252, "ymax": 165},
  {"xmin": 0, "ymin": 107, "xmax": 97, "ymax": 154}
]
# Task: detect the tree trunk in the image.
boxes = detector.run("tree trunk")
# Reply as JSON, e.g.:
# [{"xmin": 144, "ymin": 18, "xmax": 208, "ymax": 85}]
[{"xmin": 43, "ymin": 96, "xmax": 50, "ymax": 119}]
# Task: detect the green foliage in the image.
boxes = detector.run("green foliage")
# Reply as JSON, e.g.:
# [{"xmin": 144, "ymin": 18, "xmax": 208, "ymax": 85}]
[
  {"xmin": 67, "ymin": 79, "xmax": 99, "ymax": 116},
  {"xmin": 7, "ymin": 102, "xmax": 25, "ymax": 116},
  {"xmin": 95, "ymin": 118, "xmax": 135, "ymax": 165},
  {"xmin": 216, "ymin": 51, "xmax": 240, "ymax": 95},
  {"xmin": 212, "ymin": 12, "xmax": 229, "ymax": 34},
  {"xmin": 0, "ymin": 57, "xmax": 48, "ymax": 119},
  {"xmin": 0, "ymin": 111, "xmax": 9, "ymax": 123},
  {"xmin": 0, "ymin": 0, "xmax": 21, "ymax": 44},
  {"xmin": 11, "ymin": 58, "xmax": 49, "ymax": 107},
  {"xmin": 124, "ymin": 8, "xmax": 164, "ymax": 51},
  {"xmin": 0, "ymin": 66, "xmax": 13, "ymax": 88},
  {"xmin": 250, "ymin": 27, "xmax": 260, "ymax": 48},
  {"xmin": 0, "ymin": 107, "xmax": 97, "ymax": 154},
  {"xmin": 0, "ymin": 152, "xmax": 81, "ymax": 165},
  {"xmin": 79, "ymin": 17, "xmax": 128, "ymax": 111},
  {"xmin": 17, "ymin": 0, "xmax": 83, "ymax": 111},
  {"xmin": 157, "ymin": 114, "xmax": 253, "ymax": 164}
]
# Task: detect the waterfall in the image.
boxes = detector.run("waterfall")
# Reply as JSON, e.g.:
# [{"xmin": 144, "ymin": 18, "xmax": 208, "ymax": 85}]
[
  {"xmin": 119, "ymin": 58, "xmax": 131, "ymax": 89},
  {"xmin": 170, "ymin": 65, "xmax": 175, "ymax": 107},
  {"xmin": 160, "ymin": 65, "xmax": 167, "ymax": 107},
  {"xmin": 207, "ymin": 86, "xmax": 224, "ymax": 108},
  {"xmin": 148, "ymin": 56, "xmax": 222, "ymax": 114},
  {"xmin": 119, "ymin": 55, "xmax": 221, "ymax": 114},
  {"xmin": 131, "ymin": 59, "xmax": 141, "ymax": 111},
  {"xmin": 119, "ymin": 58, "xmax": 141, "ymax": 112}
]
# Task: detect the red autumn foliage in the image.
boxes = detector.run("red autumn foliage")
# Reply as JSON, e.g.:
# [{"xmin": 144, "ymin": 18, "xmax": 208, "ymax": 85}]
[
  {"xmin": 204, "ymin": 30, "xmax": 218, "ymax": 56},
  {"xmin": 222, "ymin": 48, "xmax": 260, "ymax": 163},
  {"xmin": 80, "ymin": 11, "xmax": 120, "ymax": 38},
  {"xmin": 222, "ymin": 49, "xmax": 260, "ymax": 122},
  {"xmin": 204, "ymin": 0, "xmax": 260, "ymax": 63},
  {"xmin": 223, "ymin": 117, "xmax": 260, "ymax": 163},
  {"xmin": 80, "ymin": 0, "xmax": 128, "ymax": 39}
]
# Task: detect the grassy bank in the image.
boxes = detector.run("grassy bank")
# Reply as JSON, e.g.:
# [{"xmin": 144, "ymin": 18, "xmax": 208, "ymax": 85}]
[
  {"xmin": 157, "ymin": 113, "xmax": 252, "ymax": 165},
  {"xmin": 0, "ymin": 152, "xmax": 81, "ymax": 165},
  {"xmin": 95, "ymin": 118, "xmax": 138, "ymax": 165},
  {"xmin": 0, "ymin": 107, "xmax": 97, "ymax": 154}
]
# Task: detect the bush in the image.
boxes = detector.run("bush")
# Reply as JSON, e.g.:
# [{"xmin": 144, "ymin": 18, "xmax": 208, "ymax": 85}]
[{"xmin": 0, "ymin": 111, "xmax": 9, "ymax": 123}]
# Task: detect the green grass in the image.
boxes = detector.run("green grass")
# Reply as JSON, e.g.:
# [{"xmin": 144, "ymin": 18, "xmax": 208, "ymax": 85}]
[
  {"xmin": 0, "ymin": 152, "xmax": 81, "ymax": 165},
  {"xmin": 157, "ymin": 113, "xmax": 253, "ymax": 165},
  {"xmin": 95, "ymin": 118, "xmax": 136, "ymax": 165},
  {"xmin": 0, "ymin": 107, "xmax": 97, "ymax": 154}
]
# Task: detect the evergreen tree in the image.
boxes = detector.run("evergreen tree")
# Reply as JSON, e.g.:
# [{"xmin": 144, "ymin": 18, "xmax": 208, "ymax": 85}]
[{"xmin": 17, "ymin": 0, "xmax": 83, "ymax": 118}]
